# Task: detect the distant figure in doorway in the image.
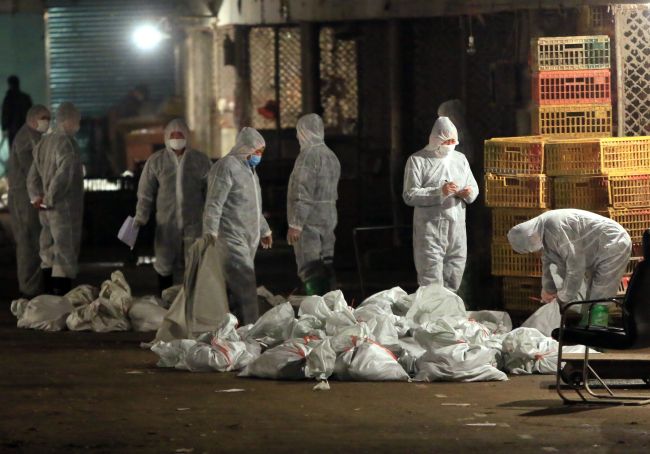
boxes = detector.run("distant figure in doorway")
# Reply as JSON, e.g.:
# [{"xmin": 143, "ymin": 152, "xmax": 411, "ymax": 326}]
[{"xmin": 2, "ymin": 75, "xmax": 33, "ymax": 147}]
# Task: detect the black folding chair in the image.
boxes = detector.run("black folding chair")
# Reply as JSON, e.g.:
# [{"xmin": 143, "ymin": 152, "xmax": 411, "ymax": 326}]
[{"xmin": 553, "ymin": 229, "xmax": 650, "ymax": 405}]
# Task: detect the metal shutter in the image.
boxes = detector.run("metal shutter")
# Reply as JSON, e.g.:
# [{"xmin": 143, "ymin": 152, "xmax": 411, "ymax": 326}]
[{"xmin": 46, "ymin": 0, "xmax": 176, "ymax": 116}]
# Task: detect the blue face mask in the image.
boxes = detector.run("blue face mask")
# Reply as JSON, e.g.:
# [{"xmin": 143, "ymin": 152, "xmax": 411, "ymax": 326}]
[{"xmin": 248, "ymin": 154, "xmax": 262, "ymax": 168}]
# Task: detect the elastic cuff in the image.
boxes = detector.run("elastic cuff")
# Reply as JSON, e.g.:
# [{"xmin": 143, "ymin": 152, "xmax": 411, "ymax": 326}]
[
  {"xmin": 262, "ymin": 231, "xmax": 272, "ymax": 238},
  {"xmin": 289, "ymin": 224, "xmax": 303, "ymax": 231}
]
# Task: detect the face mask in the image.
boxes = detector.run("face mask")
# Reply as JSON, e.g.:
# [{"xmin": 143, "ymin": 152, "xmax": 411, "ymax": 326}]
[
  {"xmin": 36, "ymin": 120, "xmax": 50, "ymax": 133},
  {"xmin": 168, "ymin": 139, "xmax": 186, "ymax": 151},
  {"xmin": 434, "ymin": 144, "xmax": 455, "ymax": 157},
  {"xmin": 248, "ymin": 154, "xmax": 262, "ymax": 168}
]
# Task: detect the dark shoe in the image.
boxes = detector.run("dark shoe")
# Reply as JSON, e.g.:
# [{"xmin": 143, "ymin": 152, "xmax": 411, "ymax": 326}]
[
  {"xmin": 42, "ymin": 268, "xmax": 53, "ymax": 294},
  {"xmin": 51, "ymin": 277, "xmax": 72, "ymax": 296},
  {"xmin": 157, "ymin": 273, "xmax": 174, "ymax": 295}
]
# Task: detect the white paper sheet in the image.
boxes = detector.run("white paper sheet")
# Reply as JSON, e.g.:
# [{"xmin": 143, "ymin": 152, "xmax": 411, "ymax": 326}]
[{"xmin": 117, "ymin": 216, "xmax": 139, "ymax": 249}]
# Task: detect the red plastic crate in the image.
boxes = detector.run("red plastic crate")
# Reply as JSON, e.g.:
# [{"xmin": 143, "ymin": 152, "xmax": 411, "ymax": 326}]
[{"xmin": 532, "ymin": 69, "xmax": 611, "ymax": 105}]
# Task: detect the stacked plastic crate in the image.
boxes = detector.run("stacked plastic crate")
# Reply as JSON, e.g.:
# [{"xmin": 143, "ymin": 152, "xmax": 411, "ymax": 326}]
[
  {"xmin": 536, "ymin": 35, "xmax": 650, "ymax": 293},
  {"xmin": 531, "ymin": 35, "xmax": 612, "ymax": 138},
  {"xmin": 484, "ymin": 136, "xmax": 551, "ymax": 315},
  {"xmin": 484, "ymin": 35, "xmax": 633, "ymax": 316}
]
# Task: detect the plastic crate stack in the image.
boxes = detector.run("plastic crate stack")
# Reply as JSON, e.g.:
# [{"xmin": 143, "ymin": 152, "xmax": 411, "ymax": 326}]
[
  {"xmin": 484, "ymin": 136, "xmax": 550, "ymax": 314},
  {"xmin": 531, "ymin": 35, "xmax": 612, "ymax": 138}
]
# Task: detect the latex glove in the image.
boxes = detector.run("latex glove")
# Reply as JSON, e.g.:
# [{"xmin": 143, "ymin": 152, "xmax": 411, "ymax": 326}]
[
  {"xmin": 287, "ymin": 227, "xmax": 302, "ymax": 246},
  {"xmin": 31, "ymin": 196, "xmax": 44, "ymax": 209},
  {"xmin": 541, "ymin": 289, "xmax": 557, "ymax": 304},
  {"xmin": 204, "ymin": 232, "xmax": 218, "ymax": 246},
  {"xmin": 261, "ymin": 234, "xmax": 273, "ymax": 250},
  {"xmin": 442, "ymin": 181, "xmax": 458, "ymax": 196},
  {"xmin": 456, "ymin": 186, "xmax": 472, "ymax": 199}
]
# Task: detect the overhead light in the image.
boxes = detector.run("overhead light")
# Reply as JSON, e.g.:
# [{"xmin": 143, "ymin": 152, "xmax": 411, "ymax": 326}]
[{"xmin": 132, "ymin": 24, "xmax": 164, "ymax": 51}]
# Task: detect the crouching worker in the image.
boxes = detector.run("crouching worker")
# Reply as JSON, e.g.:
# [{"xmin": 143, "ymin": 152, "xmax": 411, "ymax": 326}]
[
  {"xmin": 508, "ymin": 209, "xmax": 632, "ymax": 326},
  {"xmin": 203, "ymin": 127, "xmax": 272, "ymax": 325}
]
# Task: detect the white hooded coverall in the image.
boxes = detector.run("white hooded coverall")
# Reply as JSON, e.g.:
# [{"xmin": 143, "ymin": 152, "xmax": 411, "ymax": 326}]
[
  {"xmin": 27, "ymin": 105, "xmax": 84, "ymax": 279},
  {"xmin": 203, "ymin": 127, "xmax": 271, "ymax": 325},
  {"xmin": 135, "ymin": 118, "xmax": 212, "ymax": 277},
  {"xmin": 508, "ymin": 209, "xmax": 632, "ymax": 303},
  {"xmin": 403, "ymin": 116, "xmax": 479, "ymax": 290},
  {"xmin": 287, "ymin": 113, "xmax": 341, "ymax": 281},
  {"xmin": 8, "ymin": 105, "xmax": 48, "ymax": 295}
]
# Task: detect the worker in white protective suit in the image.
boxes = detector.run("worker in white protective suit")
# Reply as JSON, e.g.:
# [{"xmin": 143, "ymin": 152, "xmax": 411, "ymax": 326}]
[
  {"xmin": 287, "ymin": 113, "xmax": 341, "ymax": 295},
  {"xmin": 134, "ymin": 118, "xmax": 212, "ymax": 294},
  {"xmin": 403, "ymin": 116, "xmax": 479, "ymax": 290},
  {"xmin": 203, "ymin": 127, "xmax": 272, "ymax": 325},
  {"xmin": 508, "ymin": 209, "xmax": 632, "ymax": 323},
  {"xmin": 8, "ymin": 104, "xmax": 50, "ymax": 297},
  {"xmin": 27, "ymin": 102, "xmax": 83, "ymax": 296}
]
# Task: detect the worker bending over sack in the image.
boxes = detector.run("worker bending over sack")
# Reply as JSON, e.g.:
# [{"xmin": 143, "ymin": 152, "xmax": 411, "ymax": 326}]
[{"xmin": 508, "ymin": 209, "xmax": 632, "ymax": 326}]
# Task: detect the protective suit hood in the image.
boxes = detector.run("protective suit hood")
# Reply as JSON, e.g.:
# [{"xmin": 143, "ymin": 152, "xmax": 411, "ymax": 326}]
[
  {"xmin": 26, "ymin": 105, "xmax": 50, "ymax": 128},
  {"xmin": 164, "ymin": 118, "xmax": 190, "ymax": 152},
  {"xmin": 296, "ymin": 113, "xmax": 325, "ymax": 149},
  {"xmin": 228, "ymin": 127, "xmax": 265, "ymax": 160},
  {"xmin": 425, "ymin": 116, "xmax": 459, "ymax": 157},
  {"xmin": 508, "ymin": 218, "xmax": 544, "ymax": 253},
  {"xmin": 55, "ymin": 102, "xmax": 80, "ymax": 134}
]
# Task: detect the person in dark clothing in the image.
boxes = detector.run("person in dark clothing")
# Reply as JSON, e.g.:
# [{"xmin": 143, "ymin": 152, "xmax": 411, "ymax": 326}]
[{"xmin": 2, "ymin": 76, "xmax": 33, "ymax": 147}]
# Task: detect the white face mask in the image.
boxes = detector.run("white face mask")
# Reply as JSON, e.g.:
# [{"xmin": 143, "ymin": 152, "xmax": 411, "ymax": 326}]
[
  {"xmin": 433, "ymin": 144, "xmax": 455, "ymax": 157},
  {"xmin": 168, "ymin": 138, "xmax": 186, "ymax": 151},
  {"xmin": 36, "ymin": 119, "xmax": 50, "ymax": 133}
]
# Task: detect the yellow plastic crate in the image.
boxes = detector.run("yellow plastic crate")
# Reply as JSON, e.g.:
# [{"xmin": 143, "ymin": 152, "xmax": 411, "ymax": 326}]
[
  {"xmin": 492, "ymin": 208, "xmax": 547, "ymax": 242},
  {"xmin": 532, "ymin": 104, "xmax": 612, "ymax": 138},
  {"xmin": 491, "ymin": 241, "xmax": 542, "ymax": 277},
  {"xmin": 607, "ymin": 208, "xmax": 650, "ymax": 244},
  {"xmin": 484, "ymin": 136, "xmax": 545, "ymax": 174},
  {"xmin": 532, "ymin": 35, "xmax": 610, "ymax": 71},
  {"xmin": 553, "ymin": 176, "xmax": 609, "ymax": 210},
  {"xmin": 545, "ymin": 136, "xmax": 650, "ymax": 176},
  {"xmin": 485, "ymin": 173, "xmax": 551, "ymax": 208},
  {"xmin": 626, "ymin": 257, "xmax": 642, "ymax": 276},
  {"xmin": 502, "ymin": 277, "xmax": 543, "ymax": 312}
]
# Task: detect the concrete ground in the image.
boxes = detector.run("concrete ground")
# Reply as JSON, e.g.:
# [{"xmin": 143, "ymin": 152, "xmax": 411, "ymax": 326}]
[{"xmin": 2, "ymin": 245, "xmax": 650, "ymax": 452}]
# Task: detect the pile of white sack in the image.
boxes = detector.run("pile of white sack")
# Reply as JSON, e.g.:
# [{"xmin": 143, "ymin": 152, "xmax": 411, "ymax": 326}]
[
  {"xmin": 151, "ymin": 284, "xmax": 594, "ymax": 384},
  {"xmin": 10, "ymin": 271, "xmax": 173, "ymax": 333}
]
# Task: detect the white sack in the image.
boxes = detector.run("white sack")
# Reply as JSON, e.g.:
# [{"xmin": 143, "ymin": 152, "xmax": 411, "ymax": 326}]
[
  {"xmin": 406, "ymin": 284, "xmax": 467, "ymax": 326},
  {"xmin": 245, "ymin": 301, "xmax": 295, "ymax": 347},
  {"xmin": 358, "ymin": 287, "xmax": 408, "ymax": 314},
  {"xmin": 325, "ymin": 310, "xmax": 357, "ymax": 336},
  {"xmin": 128, "ymin": 297, "xmax": 168, "ymax": 332},
  {"xmin": 12, "ymin": 295, "xmax": 73, "ymax": 331},
  {"xmin": 323, "ymin": 290, "xmax": 348, "ymax": 312},
  {"xmin": 64, "ymin": 285, "xmax": 99, "ymax": 307},
  {"xmin": 521, "ymin": 301, "xmax": 561, "ymax": 337},
  {"xmin": 413, "ymin": 316, "xmax": 496, "ymax": 350},
  {"xmin": 239, "ymin": 337, "xmax": 317, "ymax": 380},
  {"xmin": 415, "ymin": 343, "xmax": 507, "ymax": 382},
  {"xmin": 305, "ymin": 338, "xmax": 336, "ymax": 381},
  {"xmin": 298, "ymin": 296, "xmax": 332, "ymax": 323},
  {"xmin": 66, "ymin": 298, "xmax": 131, "ymax": 332},
  {"xmin": 467, "ymin": 310, "xmax": 513, "ymax": 335},
  {"xmin": 334, "ymin": 339, "xmax": 409, "ymax": 381}
]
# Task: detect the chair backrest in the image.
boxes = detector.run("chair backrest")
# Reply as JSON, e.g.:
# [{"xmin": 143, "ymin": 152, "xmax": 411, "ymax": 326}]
[{"xmin": 624, "ymin": 229, "xmax": 650, "ymax": 348}]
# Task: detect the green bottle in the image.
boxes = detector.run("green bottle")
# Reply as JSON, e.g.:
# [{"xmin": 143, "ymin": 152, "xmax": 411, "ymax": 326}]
[{"xmin": 580, "ymin": 304, "xmax": 609, "ymax": 327}]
